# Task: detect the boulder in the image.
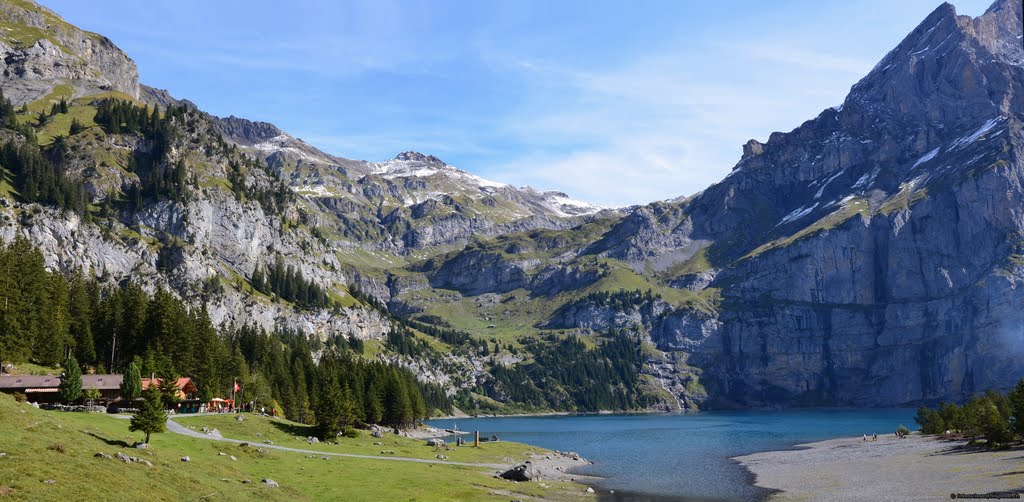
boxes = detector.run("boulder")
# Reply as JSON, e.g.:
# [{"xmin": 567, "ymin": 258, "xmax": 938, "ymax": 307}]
[
  {"xmin": 372, "ymin": 430, "xmax": 383, "ymax": 438},
  {"xmin": 115, "ymin": 452, "xmax": 131, "ymax": 463},
  {"xmin": 426, "ymin": 438, "xmax": 446, "ymax": 448},
  {"xmin": 261, "ymin": 479, "xmax": 279, "ymax": 488},
  {"xmin": 306, "ymin": 436, "xmax": 319, "ymax": 444},
  {"xmin": 94, "ymin": 452, "xmax": 113, "ymax": 460},
  {"xmin": 133, "ymin": 442, "xmax": 148, "ymax": 449},
  {"xmin": 180, "ymin": 456, "xmax": 190, "ymax": 462},
  {"xmin": 500, "ymin": 462, "xmax": 541, "ymax": 482}
]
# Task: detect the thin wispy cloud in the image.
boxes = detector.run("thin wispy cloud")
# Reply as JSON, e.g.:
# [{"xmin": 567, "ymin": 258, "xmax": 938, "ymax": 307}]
[{"xmin": 42, "ymin": 0, "xmax": 994, "ymax": 207}]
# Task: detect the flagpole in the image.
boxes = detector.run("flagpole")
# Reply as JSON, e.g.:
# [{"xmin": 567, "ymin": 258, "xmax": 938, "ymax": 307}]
[{"xmin": 231, "ymin": 378, "xmax": 236, "ymax": 412}]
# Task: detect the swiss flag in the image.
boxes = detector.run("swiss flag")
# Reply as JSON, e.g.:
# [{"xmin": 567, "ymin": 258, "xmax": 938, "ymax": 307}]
[{"xmin": 233, "ymin": 382, "xmax": 241, "ymax": 393}]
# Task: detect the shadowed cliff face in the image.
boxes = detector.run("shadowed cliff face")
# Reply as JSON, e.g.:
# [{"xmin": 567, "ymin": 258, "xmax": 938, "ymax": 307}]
[{"xmin": 643, "ymin": 0, "xmax": 1024, "ymax": 406}]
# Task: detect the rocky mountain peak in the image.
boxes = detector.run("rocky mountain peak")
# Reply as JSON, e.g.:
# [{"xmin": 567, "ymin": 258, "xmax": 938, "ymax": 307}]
[
  {"xmin": 740, "ymin": 139, "xmax": 765, "ymax": 162},
  {"xmin": 0, "ymin": 0, "xmax": 140, "ymax": 104},
  {"xmin": 394, "ymin": 151, "xmax": 446, "ymax": 166},
  {"xmin": 972, "ymin": 0, "xmax": 1024, "ymax": 65},
  {"xmin": 844, "ymin": 0, "xmax": 1022, "ymax": 125},
  {"xmin": 213, "ymin": 115, "xmax": 284, "ymax": 145}
]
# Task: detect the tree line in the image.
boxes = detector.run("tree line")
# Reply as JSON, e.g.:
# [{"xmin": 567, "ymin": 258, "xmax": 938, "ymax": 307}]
[
  {"xmin": 350, "ymin": 286, "xmax": 492, "ymax": 356},
  {"xmin": 250, "ymin": 255, "xmax": 331, "ymax": 309},
  {"xmin": 474, "ymin": 332, "xmax": 652, "ymax": 413},
  {"xmin": 0, "ymin": 89, "xmax": 87, "ymax": 215},
  {"xmin": 0, "ymin": 237, "xmax": 450, "ymax": 436},
  {"xmin": 915, "ymin": 379, "xmax": 1024, "ymax": 447},
  {"xmin": 564, "ymin": 288, "xmax": 661, "ymax": 317}
]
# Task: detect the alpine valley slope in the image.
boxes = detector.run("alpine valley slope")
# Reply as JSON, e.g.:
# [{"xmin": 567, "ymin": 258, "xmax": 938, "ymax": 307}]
[
  {"xmin": 387, "ymin": 0, "xmax": 1024, "ymax": 408},
  {"xmin": 0, "ymin": 0, "xmax": 1021, "ymax": 412},
  {"xmin": 0, "ymin": 0, "xmax": 619, "ymax": 408}
]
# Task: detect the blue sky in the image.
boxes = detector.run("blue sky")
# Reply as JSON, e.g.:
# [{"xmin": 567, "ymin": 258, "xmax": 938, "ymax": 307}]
[{"xmin": 43, "ymin": 0, "xmax": 991, "ymax": 207}]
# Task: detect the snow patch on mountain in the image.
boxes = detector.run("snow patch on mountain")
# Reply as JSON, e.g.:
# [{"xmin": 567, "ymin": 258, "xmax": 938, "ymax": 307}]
[
  {"xmin": 252, "ymin": 134, "xmax": 318, "ymax": 162},
  {"xmin": 778, "ymin": 203, "xmax": 819, "ymax": 226},
  {"xmin": 912, "ymin": 148, "xmax": 941, "ymax": 168},
  {"xmin": 369, "ymin": 156, "xmax": 509, "ymax": 190},
  {"xmin": 950, "ymin": 117, "xmax": 1005, "ymax": 150}
]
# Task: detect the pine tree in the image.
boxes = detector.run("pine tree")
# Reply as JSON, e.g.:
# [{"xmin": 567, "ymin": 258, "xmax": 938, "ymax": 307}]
[
  {"xmin": 1007, "ymin": 378, "xmax": 1024, "ymax": 437},
  {"xmin": 58, "ymin": 355, "xmax": 83, "ymax": 403},
  {"xmin": 315, "ymin": 355, "xmax": 344, "ymax": 438},
  {"xmin": 69, "ymin": 117, "xmax": 85, "ymax": 135},
  {"xmin": 69, "ymin": 274, "xmax": 95, "ymax": 366},
  {"xmin": 364, "ymin": 381, "xmax": 384, "ymax": 424},
  {"xmin": 121, "ymin": 361, "xmax": 142, "ymax": 401},
  {"xmin": 130, "ymin": 387, "xmax": 167, "ymax": 444},
  {"xmin": 383, "ymin": 369, "xmax": 413, "ymax": 429},
  {"xmin": 156, "ymin": 368, "xmax": 181, "ymax": 409},
  {"xmin": 407, "ymin": 375, "xmax": 426, "ymax": 423},
  {"xmin": 0, "ymin": 302, "xmax": 25, "ymax": 373}
]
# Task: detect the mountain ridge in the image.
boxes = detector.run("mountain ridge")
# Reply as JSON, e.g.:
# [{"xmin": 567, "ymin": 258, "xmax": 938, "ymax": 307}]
[{"xmin": 0, "ymin": 0, "xmax": 1020, "ymax": 413}]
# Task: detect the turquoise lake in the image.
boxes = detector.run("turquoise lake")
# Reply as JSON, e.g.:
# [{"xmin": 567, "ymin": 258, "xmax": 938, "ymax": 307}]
[{"xmin": 427, "ymin": 408, "xmax": 917, "ymax": 501}]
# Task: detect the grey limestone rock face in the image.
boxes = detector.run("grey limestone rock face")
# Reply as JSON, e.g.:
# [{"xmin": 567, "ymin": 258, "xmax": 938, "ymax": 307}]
[
  {"xmin": 641, "ymin": 0, "xmax": 1024, "ymax": 406},
  {"xmin": 0, "ymin": 2, "xmax": 140, "ymax": 104}
]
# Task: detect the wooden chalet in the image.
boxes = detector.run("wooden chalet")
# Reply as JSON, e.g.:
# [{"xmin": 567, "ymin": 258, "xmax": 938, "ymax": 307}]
[{"xmin": 141, "ymin": 377, "xmax": 202, "ymax": 413}]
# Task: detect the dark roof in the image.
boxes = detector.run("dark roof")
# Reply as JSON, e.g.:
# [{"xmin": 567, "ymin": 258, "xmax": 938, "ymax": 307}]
[
  {"xmin": 0, "ymin": 375, "xmax": 60, "ymax": 389},
  {"xmin": 0, "ymin": 374, "xmax": 124, "ymax": 390},
  {"xmin": 83, "ymin": 375, "xmax": 124, "ymax": 390}
]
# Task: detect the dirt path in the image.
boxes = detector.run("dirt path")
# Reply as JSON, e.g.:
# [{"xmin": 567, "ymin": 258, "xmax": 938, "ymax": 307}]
[{"xmin": 165, "ymin": 416, "xmax": 507, "ymax": 469}]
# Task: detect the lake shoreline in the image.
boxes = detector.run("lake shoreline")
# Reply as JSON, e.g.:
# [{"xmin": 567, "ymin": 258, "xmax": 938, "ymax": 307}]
[
  {"xmin": 733, "ymin": 433, "xmax": 1024, "ymax": 501},
  {"xmin": 428, "ymin": 408, "xmax": 670, "ymax": 421},
  {"xmin": 427, "ymin": 408, "xmax": 920, "ymax": 500}
]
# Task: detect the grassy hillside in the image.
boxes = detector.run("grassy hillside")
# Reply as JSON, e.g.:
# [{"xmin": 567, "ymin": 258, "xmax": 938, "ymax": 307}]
[
  {"xmin": 174, "ymin": 413, "xmax": 543, "ymax": 464},
  {"xmin": 0, "ymin": 395, "xmax": 590, "ymax": 501}
]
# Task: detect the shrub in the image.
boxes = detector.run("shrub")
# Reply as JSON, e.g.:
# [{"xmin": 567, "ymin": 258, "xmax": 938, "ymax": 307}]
[{"xmin": 342, "ymin": 427, "xmax": 359, "ymax": 439}]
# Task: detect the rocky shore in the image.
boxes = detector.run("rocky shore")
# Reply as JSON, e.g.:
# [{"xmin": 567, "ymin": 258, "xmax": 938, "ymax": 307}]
[{"xmin": 735, "ymin": 434, "xmax": 1024, "ymax": 501}]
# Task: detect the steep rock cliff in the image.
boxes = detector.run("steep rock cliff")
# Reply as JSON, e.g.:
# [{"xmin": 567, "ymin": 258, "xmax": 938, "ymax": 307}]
[{"xmin": 646, "ymin": 0, "xmax": 1024, "ymax": 406}]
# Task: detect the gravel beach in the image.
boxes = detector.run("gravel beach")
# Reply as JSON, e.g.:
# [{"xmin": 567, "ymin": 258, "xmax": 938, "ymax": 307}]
[{"xmin": 734, "ymin": 433, "xmax": 1024, "ymax": 501}]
